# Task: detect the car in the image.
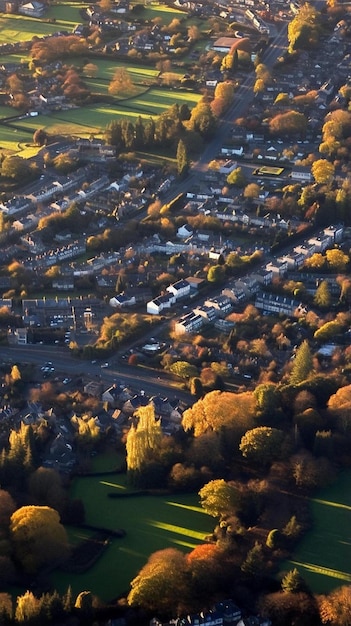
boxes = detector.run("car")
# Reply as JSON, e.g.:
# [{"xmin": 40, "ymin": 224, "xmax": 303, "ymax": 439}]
[
  {"xmin": 91, "ymin": 360, "xmax": 97, "ymax": 364},
  {"xmin": 63, "ymin": 377, "xmax": 71, "ymax": 384},
  {"xmin": 101, "ymin": 362, "xmax": 109, "ymax": 368}
]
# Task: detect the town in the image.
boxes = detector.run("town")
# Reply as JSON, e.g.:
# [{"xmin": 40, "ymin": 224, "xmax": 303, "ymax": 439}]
[{"xmin": 0, "ymin": 0, "xmax": 350, "ymax": 625}]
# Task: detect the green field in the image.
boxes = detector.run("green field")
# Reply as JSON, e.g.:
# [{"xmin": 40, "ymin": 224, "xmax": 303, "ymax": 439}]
[
  {"xmin": 281, "ymin": 470, "xmax": 351, "ymax": 593},
  {"xmin": 51, "ymin": 469, "xmax": 213, "ymax": 602}
]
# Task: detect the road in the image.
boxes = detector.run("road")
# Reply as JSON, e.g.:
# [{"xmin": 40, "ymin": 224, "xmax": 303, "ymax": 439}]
[
  {"xmin": 162, "ymin": 21, "xmax": 289, "ymax": 202},
  {"xmin": 0, "ymin": 344, "xmax": 192, "ymax": 404}
]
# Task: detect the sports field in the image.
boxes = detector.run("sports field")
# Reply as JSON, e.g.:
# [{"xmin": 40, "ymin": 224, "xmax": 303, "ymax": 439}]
[
  {"xmin": 51, "ymin": 470, "xmax": 213, "ymax": 602},
  {"xmin": 281, "ymin": 469, "xmax": 351, "ymax": 593}
]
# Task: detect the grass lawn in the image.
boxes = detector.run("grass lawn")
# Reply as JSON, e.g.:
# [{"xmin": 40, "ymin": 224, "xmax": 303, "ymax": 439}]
[
  {"xmin": 51, "ymin": 469, "xmax": 213, "ymax": 602},
  {"xmin": 281, "ymin": 469, "xmax": 351, "ymax": 593}
]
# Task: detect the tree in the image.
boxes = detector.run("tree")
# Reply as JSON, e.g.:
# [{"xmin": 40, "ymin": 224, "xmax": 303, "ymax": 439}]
[
  {"xmin": 289, "ymin": 340, "xmax": 313, "ymax": 385},
  {"xmin": 75, "ymin": 591, "xmax": 93, "ymax": 620},
  {"xmin": 1, "ymin": 156, "xmax": 30, "ymax": 181},
  {"xmin": 326, "ymin": 248, "xmax": 349, "ymax": 272},
  {"xmin": 10, "ymin": 365, "xmax": 21, "ymax": 382},
  {"xmin": 269, "ymin": 111, "xmax": 307, "ymax": 136},
  {"xmin": 241, "ymin": 542, "xmax": 266, "ymax": 578},
  {"xmin": 227, "ymin": 167, "xmax": 246, "ymax": 187},
  {"xmin": 176, "ymin": 139, "xmax": 189, "ymax": 178},
  {"xmin": 33, "ymin": 128, "xmax": 48, "ymax": 146},
  {"xmin": 15, "ymin": 591, "xmax": 40, "ymax": 623},
  {"xmin": 319, "ymin": 586, "xmax": 351, "ymax": 625},
  {"xmin": 198, "ymin": 479, "xmax": 238, "ymax": 518},
  {"xmin": 10, "ymin": 505, "xmax": 69, "ymax": 574},
  {"xmin": 108, "ymin": 68, "xmax": 133, "ymax": 96},
  {"xmin": 243, "ymin": 182, "xmax": 260, "ymax": 199},
  {"xmin": 169, "ymin": 361, "xmax": 198, "ymax": 379},
  {"xmin": 126, "ymin": 404, "xmax": 162, "ymax": 473},
  {"xmin": 311, "ymin": 159, "xmax": 335, "ymax": 184},
  {"xmin": 207, "ymin": 264, "xmax": 225, "ymax": 283},
  {"xmin": 182, "ymin": 390, "xmax": 255, "ymax": 437},
  {"xmin": 314, "ymin": 320, "xmax": 343, "ymax": 342},
  {"xmin": 82, "ymin": 62, "xmax": 98, "ymax": 78},
  {"xmin": 239, "ymin": 427, "xmax": 284, "ymax": 465},
  {"xmin": 314, "ymin": 280, "xmax": 331, "ymax": 308},
  {"xmin": 127, "ymin": 548, "xmax": 190, "ymax": 613}
]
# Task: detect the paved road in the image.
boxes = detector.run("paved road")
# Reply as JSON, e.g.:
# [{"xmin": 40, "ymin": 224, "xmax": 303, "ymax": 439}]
[
  {"xmin": 1, "ymin": 344, "xmax": 192, "ymax": 404},
  {"xmin": 162, "ymin": 21, "xmax": 289, "ymax": 203}
]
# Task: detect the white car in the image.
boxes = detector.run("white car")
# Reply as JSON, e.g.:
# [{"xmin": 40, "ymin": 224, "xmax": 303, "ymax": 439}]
[{"xmin": 101, "ymin": 362, "xmax": 109, "ymax": 368}]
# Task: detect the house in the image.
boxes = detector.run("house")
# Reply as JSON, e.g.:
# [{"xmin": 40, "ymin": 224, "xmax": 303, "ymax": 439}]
[
  {"xmin": 102, "ymin": 384, "xmax": 121, "ymax": 408},
  {"xmin": 42, "ymin": 433, "xmax": 76, "ymax": 472},
  {"xmin": 323, "ymin": 224, "xmax": 344, "ymax": 243},
  {"xmin": 166, "ymin": 279, "xmax": 191, "ymax": 300},
  {"xmin": 307, "ymin": 234, "xmax": 331, "ymax": 253},
  {"xmin": 265, "ymin": 259, "xmax": 288, "ymax": 277},
  {"xmin": 14, "ymin": 328, "xmax": 28, "ymax": 345},
  {"xmin": 290, "ymin": 166, "xmax": 313, "ymax": 182},
  {"xmin": 204, "ymin": 295, "xmax": 233, "ymax": 317},
  {"xmin": 186, "ymin": 276, "xmax": 207, "ymax": 291},
  {"xmin": 251, "ymin": 268, "xmax": 273, "ymax": 286},
  {"xmin": 109, "ymin": 294, "xmax": 136, "ymax": 308},
  {"xmin": 147, "ymin": 293, "xmax": 175, "ymax": 315},
  {"xmin": 177, "ymin": 224, "xmax": 193, "ymax": 239},
  {"xmin": 122, "ymin": 394, "xmax": 149, "ymax": 415},
  {"xmin": 222, "ymin": 284, "xmax": 247, "ymax": 303},
  {"xmin": 255, "ymin": 292, "xmax": 306, "ymax": 316},
  {"xmin": 83, "ymin": 380, "xmax": 103, "ymax": 397},
  {"xmin": 174, "ymin": 312, "xmax": 204, "ymax": 335},
  {"xmin": 193, "ymin": 305, "xmax": 218, "ymax": 323},
  {"xmin": 18, "ymin": 0, "xmax": 46, "ymax": 16}
]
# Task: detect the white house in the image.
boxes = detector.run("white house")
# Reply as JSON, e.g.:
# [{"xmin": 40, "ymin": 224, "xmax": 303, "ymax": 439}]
[
  {"xmin": 177, "ymin": 224, "xmax": 193, "ymax": 239},
  {"xmin": 166, "ymin": 279, "xmax": 191, "ymax": 300},
  {"xmin": 147, "ymin": 293, "xmax": 175, "ymax": 315}
]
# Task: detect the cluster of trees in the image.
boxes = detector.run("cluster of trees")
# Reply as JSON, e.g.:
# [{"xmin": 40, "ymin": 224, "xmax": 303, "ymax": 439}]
[
  {"xmin": 105, "ymin": 100, "xmax": 216, "ymax": 156},
  {"xmin": 287, "ymin": 3, "xmax": 323, "ymax": 53}
]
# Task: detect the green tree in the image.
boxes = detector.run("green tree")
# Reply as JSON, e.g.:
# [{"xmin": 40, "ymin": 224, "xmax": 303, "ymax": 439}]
[
  {"xmin": 176, "ymin": 138, "xmax": 189, "ymax": 178},
  {"xmin": 126, "ymin": 405, "xmax": 162, "ymax": 473},
  {"xmin": 207, "ymin": 264, "xmax": 225, "ymax": 283},
  {"xmin": 281, "ymin": 568, "xmax": 306, "ymax": 593},
  {"xmin": 198, "ymin": 479, "xmax": 238, "ymax": 518},
  {"xmin": 1, "ymin": 156, "xmax": 31, "ymax": 181},
  {"xmin": 10, "ymin": 506, "xmax": 69, "ymax": 574},
  {"xmin": 241, "ymin": 541, "xmax": 266, "ymax": 578},
  {"xmin": 289, "ymin": 340, "xmax": 313, "ymax": 385},
  {"xmin": 239, "ymin": 427, "xmax": 284, "ymax": 465},
  {"xmin": 169, "ymin": 361, "xmax": 198, "ymax": 379}
]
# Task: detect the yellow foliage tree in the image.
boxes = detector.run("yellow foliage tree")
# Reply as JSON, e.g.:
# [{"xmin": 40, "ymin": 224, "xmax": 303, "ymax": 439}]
[{"xmin": 182, "ymin": 390, "xmax": 256, "ymax": 437}]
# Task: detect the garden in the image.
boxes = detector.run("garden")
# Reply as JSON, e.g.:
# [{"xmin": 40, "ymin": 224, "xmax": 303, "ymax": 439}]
[{"xmin": 51, "ymin": 462, "xmax": 213, "ymax": 602}]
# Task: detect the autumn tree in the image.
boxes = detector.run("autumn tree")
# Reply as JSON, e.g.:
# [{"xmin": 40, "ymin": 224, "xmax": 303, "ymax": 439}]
[
  {"xmin": 314, "ymin": 280, "xmax": 331, "ymax": 308},
  {"xmin": 128, "ymin": 548, "xmax": 190, "ymax": 613},
  {"xmin": 33, "ymin": 128, "xmax": 48, "ymax": 146},
  {"xmin": 198, "ymin": 479, "xmax": 238, "ymax": 518},
  {"xmin": 239, "ymin": 426, "xmax": 285, "ymax": 465},
  {"xmin": 311, "ymin": 159, "xmax": 335, "ymax": 184},
  {"xmin": 289, "ymin": 340, "xmax": 313, "ymax": 385},
  {"xmin": 318, "ymin": 585, "xmax": 351, "ymax": 625},
  {"xmin": 108, "ymin": 68, "xmax": 133, "ymax": 96},
  {"xmin": 176, "ymin": 138, "xmax": 189, "ymax": 178},
  {"xmin": 326, "ymin": 248, "xmax": 349, "ymax": 272},
  {"xmin": 269, "ymin": 110, "xmax": 307, "ymax": 136},
  {"xmin": 227, "ymin": 167, "xmax": 246, "ymax": 187},
  {"xmin": 10, "ymin": 506, "xmax": 69, "ymax": 574},
  {"xmin": 182, "ymin": 390, "xmax": 255, "ymax": 437},
  {"xmin": 126, "ymin": 404, "xmax": 162, "ymax": 473}
]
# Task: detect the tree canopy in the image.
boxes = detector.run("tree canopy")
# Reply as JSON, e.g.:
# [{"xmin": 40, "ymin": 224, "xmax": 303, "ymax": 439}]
[{"xmin": 10, "ymin": 505, "xmax": 69, "ymax": 574}]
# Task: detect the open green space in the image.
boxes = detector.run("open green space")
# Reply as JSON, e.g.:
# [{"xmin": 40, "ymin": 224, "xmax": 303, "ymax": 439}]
[
  {"xmin": 281, "ymin": 469, "xmax": 351, "ymax": 593},
  {"xmin": 52, "ymin": 469, "xmax": 213, "ymax": 602}
]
